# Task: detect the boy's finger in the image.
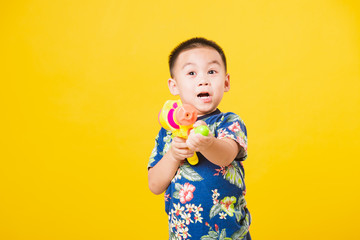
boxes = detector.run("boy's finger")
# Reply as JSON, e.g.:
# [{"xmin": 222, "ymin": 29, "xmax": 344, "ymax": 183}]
[
  {"xmin": 186, "ymin": 140, "xmax": 196, "ymax": 151},
  {"xmin": 172, "ymin": 137, "xmax": 186, "ymax": 143},
  {"xmin": 172, "ymin": 140, "xmax": 190, "ymax": 150},
  {"xmin": 193, "ymin": 120, "xmax": 206, "ymax": 128}
]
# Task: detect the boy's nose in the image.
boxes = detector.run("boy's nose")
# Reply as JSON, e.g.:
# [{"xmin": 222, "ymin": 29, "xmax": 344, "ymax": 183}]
[{"xmin": 198, "ymin": 76, "xmax": 210, "ymax": 86}]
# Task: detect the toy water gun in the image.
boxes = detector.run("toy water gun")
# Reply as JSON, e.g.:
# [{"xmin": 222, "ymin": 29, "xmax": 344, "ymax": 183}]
[{"xmin": 158, "ymin": 100, "xmax": 209, "ymax": 165}]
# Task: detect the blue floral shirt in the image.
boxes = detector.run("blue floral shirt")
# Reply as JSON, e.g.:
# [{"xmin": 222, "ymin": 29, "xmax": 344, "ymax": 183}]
[{"xmin": 148, "ymin": 109, "xmax": 251, "ymax": 240}]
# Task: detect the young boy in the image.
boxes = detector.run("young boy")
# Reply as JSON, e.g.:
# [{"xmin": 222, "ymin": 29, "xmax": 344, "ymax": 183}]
[{"xmin": 148, "ymin": 37, "xmax": 251, "ymax": 240}]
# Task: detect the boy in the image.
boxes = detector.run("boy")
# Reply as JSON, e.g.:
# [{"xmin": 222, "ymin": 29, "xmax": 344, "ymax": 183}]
[{"xmin": 148, "ymin": 37, "xmax": 251, "ymax": 240}]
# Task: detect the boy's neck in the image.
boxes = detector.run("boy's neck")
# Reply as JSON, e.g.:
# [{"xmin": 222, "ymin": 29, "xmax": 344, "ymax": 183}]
[{"xmin": 197, "ymin": 109, "xmax": 221, "ymax": 120}]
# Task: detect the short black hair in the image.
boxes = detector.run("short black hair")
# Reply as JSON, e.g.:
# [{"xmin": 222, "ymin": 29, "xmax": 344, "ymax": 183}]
[{"xmin": 168, "ymin": 37, "xmax": 227, "ymax": 77}]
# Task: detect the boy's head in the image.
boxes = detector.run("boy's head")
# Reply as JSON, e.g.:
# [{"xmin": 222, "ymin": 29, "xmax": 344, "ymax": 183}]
[
  {"xmin": 169, "ymin": 37, "xmax": 227, "ymax": 78},
  {"xmin": 167, "ymin": 37, "xmax": 230, "ymax": 116}
]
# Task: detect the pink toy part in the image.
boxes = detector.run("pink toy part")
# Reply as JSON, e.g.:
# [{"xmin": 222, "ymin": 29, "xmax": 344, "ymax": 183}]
[{"xmin": 168, "ymin": 108, "xmax": 180, "ymax": 129}]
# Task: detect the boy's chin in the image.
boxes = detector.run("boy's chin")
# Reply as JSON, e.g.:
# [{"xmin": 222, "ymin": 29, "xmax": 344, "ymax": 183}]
[{"xmin": 196, "ymin": 105, "xmax": 216, "ymax": 116}]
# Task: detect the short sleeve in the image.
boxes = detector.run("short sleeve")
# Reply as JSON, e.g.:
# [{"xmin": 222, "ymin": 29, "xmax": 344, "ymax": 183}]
[
  {"xmin": 148, "ymin": 128, "xmax": 172, "ymax": 169},
  {"xmin": 215, "ymin": 113, "xmax": 248, "ymax": 161}
]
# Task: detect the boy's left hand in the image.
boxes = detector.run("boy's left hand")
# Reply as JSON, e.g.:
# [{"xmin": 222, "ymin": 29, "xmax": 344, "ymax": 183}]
[{"xmin": 186, "ymin": 121, "xmax": 214, "ymax": 152}]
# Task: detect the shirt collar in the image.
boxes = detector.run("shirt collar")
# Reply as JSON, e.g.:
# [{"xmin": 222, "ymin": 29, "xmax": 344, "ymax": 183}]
[{"xmin": 197, "ymin": 108, "xmax": 221, "ymax": 121}]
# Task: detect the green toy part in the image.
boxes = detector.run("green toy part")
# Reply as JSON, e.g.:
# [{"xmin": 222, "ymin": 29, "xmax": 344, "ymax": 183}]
[{"xmin": 194, "ymin": 125, "xmax": 210, "ymax": 136}]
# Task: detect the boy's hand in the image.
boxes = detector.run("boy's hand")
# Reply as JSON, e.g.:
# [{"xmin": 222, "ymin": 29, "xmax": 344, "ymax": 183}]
[
  {"xmin": 186, "ymin": 121, "xmax": 214, "ymax": 152},
  {"xmin": 168, "ymin": 137, "xmax": 195, "ymax": 162}
]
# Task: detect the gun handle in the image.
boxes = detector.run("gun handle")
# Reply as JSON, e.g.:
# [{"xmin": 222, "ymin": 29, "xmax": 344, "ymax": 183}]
[
  {"xmin": 185, "ymin": 125, "xmax": 210, "ymax": 165},
  {"xmin": 187, "ymin": 153, "xmax": 199, "ymax": 165}
]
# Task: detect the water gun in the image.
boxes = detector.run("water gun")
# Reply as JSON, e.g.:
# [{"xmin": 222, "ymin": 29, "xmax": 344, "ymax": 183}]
[{"xmin": 158, "ymin": 100, "xmax": 209, "ymax": 165}]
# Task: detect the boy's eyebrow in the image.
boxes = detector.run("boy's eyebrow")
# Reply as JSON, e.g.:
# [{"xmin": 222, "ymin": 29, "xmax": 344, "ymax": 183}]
[
  {"xmin": 182, "ymin": 62, "xmax": 195, "ymax": 69},
  {"xmin": 208, "ymin": 60, "xmax": 221, "ymax": 66},
  {"xmin": 182, "ymin": 60, "xmax": 221, "ymax": 69}
]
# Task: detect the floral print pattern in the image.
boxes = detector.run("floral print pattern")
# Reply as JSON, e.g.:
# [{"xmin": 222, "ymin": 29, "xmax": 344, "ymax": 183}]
[
  {"xmin": 220, "ymin": 196, "xmax": 237, "ymax": 217},
  {"xmin": 149, "ymin": 110, "xmax": 251, "ymax": 239},
  {"xmin": 201, "ymin": 222, "xmax": 232, "ymax": 240},
  {"xmin": 179, "ymin": 183, "xmax": 196, "ymax": 204},
  {"xmin": 169, "ymin": 203, "xmax": 204, "ymax": 239}
]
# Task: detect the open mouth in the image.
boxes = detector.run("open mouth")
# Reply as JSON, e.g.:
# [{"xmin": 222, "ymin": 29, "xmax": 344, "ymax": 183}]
[
  {"xmin": 197, "ymin": 92, "xmax": 210, "ymax": 98},
  {"xmin": 197, "ymin": 92, "xmax": 211, "ymax": 103}
]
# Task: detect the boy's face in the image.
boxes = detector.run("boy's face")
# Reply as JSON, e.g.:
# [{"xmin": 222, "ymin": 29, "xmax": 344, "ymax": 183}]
[{"xmin": 168, "ymin": 47, "xmax": 230, "ymax": 116}]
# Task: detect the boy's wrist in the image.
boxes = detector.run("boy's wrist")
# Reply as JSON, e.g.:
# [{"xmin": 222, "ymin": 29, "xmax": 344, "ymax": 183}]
[
  {"xmin": 200, "ymin": 134, "xmax": 216, "ymax": 153},
  {"xmin": 166, "ymin": 150, "xmax": 183, "ymax": 164}
]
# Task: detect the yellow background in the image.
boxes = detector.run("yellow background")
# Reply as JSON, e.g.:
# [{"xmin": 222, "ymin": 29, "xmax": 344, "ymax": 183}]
[{"xmin": 1, "ymin": 0, "xmax": 359, "ymax": 239}]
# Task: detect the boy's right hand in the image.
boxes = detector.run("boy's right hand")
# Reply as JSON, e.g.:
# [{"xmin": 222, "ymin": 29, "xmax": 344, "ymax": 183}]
[{"xmin": 168, "ymin": 137, "xmax": 195, "ymax": 162}]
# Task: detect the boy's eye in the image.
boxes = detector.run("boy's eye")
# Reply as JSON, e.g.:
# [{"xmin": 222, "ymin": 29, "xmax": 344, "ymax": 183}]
[
  {"xmin": 188, "ymin": 71, "xmax": 196, "ymax": 76},
  {"xmin": 208, "ymin": 70, "xmax": 216, "ymax": 74}
]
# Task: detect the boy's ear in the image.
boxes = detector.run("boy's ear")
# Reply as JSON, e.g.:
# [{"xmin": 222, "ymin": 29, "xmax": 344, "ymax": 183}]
[
  {"xmin": 224, "ymin": 74, "xmax": 230, "ymax": 92},
  {"xmin": 168, "ymin": 78, "xmax": 179, "ymax": 95}
]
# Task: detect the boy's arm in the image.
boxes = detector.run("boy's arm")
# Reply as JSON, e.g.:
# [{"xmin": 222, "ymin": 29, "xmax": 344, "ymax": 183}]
[
  {"xmin": 186, "ymin": 121, "xmax": 240, "ymax": 167},
  {"xmin": 148, "ymin": 137, "xmax": 194, "ymax": 195},
  {"xmin": 202, "ymin": 137, "xmax": 240, "ymax": 166}
]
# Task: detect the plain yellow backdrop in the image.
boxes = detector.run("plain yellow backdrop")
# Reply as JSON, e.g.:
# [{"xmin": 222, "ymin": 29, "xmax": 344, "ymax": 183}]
[{"xmin": 1, "ymin": 0, "xmax": 359, "ymax": 239}]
